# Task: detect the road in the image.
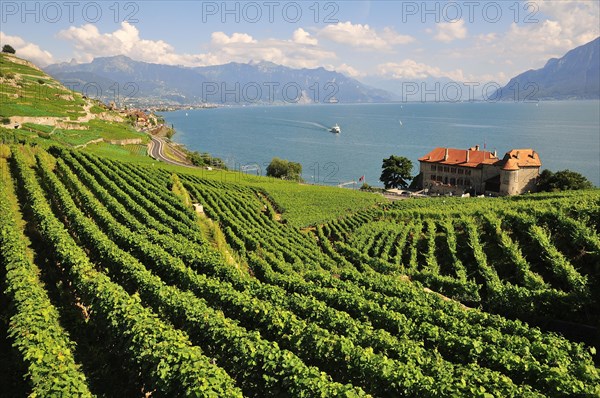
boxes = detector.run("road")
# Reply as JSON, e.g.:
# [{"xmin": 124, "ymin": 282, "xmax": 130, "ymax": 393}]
[{"xmin": 149, "ymin": 135, "xmax": 193, "ymax": 167}]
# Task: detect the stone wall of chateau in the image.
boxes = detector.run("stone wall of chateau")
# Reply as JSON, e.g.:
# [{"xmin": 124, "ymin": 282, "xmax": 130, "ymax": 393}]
[
  {"xmin": 422, "ymin": 162, "xmax": 539, "ymax": 196},
  {"xmin": 500, "ymin": 167, "xmax": 539, "ymax": 195},
  {"xmin": 518, "ymin": 167, "xmax": 540, "ymax": 193},
  {"xmin": 420, "ymin": 162, "xmax": 501, "ymax": 195}
]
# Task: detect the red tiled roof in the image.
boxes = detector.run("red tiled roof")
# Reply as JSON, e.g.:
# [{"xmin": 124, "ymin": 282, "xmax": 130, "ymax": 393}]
[
  {"xmin": 504, "ymin": 149, "xmax": 542, "ymax": 168},
  {"xmin": 502, "ymin": 158, "xmax": 520, "ymax": 171},
  {"xmin": 419, "ymin": 147, "xmax": 499, "ymax": 168}
]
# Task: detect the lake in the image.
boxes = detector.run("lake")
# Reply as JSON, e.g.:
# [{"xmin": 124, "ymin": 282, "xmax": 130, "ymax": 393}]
[{"xmin": 162, "ymin": 101, "xmax": 600, "ymax": 187}]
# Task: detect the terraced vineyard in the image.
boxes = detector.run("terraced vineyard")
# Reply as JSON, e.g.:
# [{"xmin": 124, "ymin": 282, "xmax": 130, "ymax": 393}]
[
  {"xmin": 321, "ymin": 194, "xmax": 600, "ymax": 326},
  {"xmin": 1, "ymin": 144, "xmax": 599, "ymax": 397}
]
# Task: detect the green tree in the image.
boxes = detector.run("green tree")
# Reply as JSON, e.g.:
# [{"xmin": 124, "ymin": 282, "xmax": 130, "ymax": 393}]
[
  {"xmin": 537, "ymin": 169, "xmax": 594, "ymax": 192},
  {"xmin": 187, "ymin": 151, "xmax": 227, "ymax": 169},
  {"xmin": 380, "ymin": 155, "xmax": 413, "ymax": 189},
  {"xmin": 266, "ymin": 157, "xmax": 303, "ymax": 181},
  {"xmin": 2, "ymin": 44, "xmax": 16, "ymax": 54}
]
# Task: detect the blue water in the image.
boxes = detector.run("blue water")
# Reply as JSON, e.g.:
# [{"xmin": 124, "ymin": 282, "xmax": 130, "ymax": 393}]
[{"xmin": 162, "ymin": 101, "xmax": 600, "ymax": 187}]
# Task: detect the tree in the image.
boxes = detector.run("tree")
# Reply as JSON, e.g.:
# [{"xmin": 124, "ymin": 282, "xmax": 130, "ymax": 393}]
[
  {"xmin": 380, "ymin": 155, "xmax": 413, "ymax": 189},
  {"xmin": 537, "ymin": 169, "xmax": 594, "ymax": 192},
  {"xmin": 266, "ymin": 157, "xmax": 303, "ymax": 181},
  {"xmin": 188, "ymin": 151, "xmax": 227, "ymax": 170},
  {"xmin": 2, "ymin": 45, "xmax": 16, "ymax": 54}
]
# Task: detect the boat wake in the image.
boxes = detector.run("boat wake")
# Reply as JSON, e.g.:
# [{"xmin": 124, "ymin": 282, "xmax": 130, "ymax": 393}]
[{"xmin": 264, "ymin": 117, "xmax": 331, "ymax": 131}]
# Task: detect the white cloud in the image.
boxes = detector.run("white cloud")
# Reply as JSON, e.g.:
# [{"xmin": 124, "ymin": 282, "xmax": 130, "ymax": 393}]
[
  {"xmin": 57, "ymin": 22, "xmax": 182, "ymax": 64},
  {"xmin": 211, "ymin": 32, "xmax": 256, "ymax": 45},
  {"xmin": 319, "ymin": 21, "xmax": 414, "ymax": 50},
  {"xmin": 56, "ymin": 22, "xmax": 336, "ymax": 69},
  {"xmin": 333, "ymin": 63, "xmax": 363, "ymax": 77},
  {"xmin": 477, "ymin": 33, "xmax": 497, "ymax": 44},
  {"xmin": 381, "ymin": 27, "xmax": 415, "ymax": 45},
  {"xmin": 292, "ymin": 28, "xmax": 318, "ymax": 45},
  {"xmin": 0, "ymin": 32, "xmax": 54, "ymax": 66},
  {"xmin": 433, "ymin": 20, "xmax": 467, "ymax": 42},
  {"xmin": 213, "ymin": 37, "xmax": 336, "ymax": 69},
  {"xmin": 498, "ymin": 0, "xmax": 599, "ymax": 58},
  {"xmin": 377, "ymin": 60, "xmax": 465, "ymax": 82},
  {"xmin": 538, "ymin": 0, "xmax": 600, "ymax": 45},
  {"xmin": 431, "ymin": 0, "xmax": 600, "ymax": 84},
  {"xmin": 470, "ymin": 0, "xmax": 599, "ymax": 70},
  {"xmin": 208, "ymin": 30, "xmax": 334, "ymax": 68}
]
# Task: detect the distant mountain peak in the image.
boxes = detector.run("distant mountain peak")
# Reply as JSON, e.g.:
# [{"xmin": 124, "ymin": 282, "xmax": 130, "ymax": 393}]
[
  {"xmin": 248, "ymin": 59, "xmax": 277, "ymax": 67},
  {"xmin": 494, "ymin": 36, "xmax": 599, "ymax": 101},
  {"xmin": 543, "ymin": 57, "xmax": 559, "ymax": 68},
  {"xmin": 44, "ymin": 56, "xmax": 394, "ymax": 106},
  {"xmin": 94, "ymin": 54, "xmax": 135, "ymax": 62}
]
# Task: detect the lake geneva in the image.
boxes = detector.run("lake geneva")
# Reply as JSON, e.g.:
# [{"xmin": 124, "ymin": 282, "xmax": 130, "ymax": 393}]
[{"xmin": 162, "ymin": 101, "xmax": 600, "ymax": 187}]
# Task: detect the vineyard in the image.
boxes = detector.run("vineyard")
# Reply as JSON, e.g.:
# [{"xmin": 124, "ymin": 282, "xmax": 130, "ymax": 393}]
[
  {"xmin": 1, "ymin": 144, "xmax": 599, "ymax": 397},
  {"xmin": 322, "ymin": 193, "xmax": 600, "ymax": 326}
]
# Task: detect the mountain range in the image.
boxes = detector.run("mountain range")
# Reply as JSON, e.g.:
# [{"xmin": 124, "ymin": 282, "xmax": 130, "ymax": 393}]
[
  {"xmin": 44, "ymin": 56, "xmax": 393, "ymax": 106},
  {"xmin": 493, "ymin": 36, "xmax": 599, "ymax": 101},
  {"xmin": 44, "ymin": 37, "xmax": 600, "ymax": 105}
]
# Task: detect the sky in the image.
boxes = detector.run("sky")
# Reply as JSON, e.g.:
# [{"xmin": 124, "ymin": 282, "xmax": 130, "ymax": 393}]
[{"xmin": 1, "ymin": 0, "xmax": 599, "ymax": 85}]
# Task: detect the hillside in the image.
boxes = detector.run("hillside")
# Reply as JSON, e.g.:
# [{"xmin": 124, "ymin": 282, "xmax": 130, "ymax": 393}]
[
  {"xmin": 1, "ymin": 54, "xmax": 599, "ymax": 397},
  {"xmin": 0, "ymin": 53, "xmax": 383, "ymax": 225},
  {"xmin": 0, "ymin": 52, "xmax": 152, "ymax": 159},
  {"xmin": 493, "ymin": 37, "xmax": 600, "ymax": 100},
  {"xmin": 44, "ymin": 55, "xmax": 394, "ymax": 106}
]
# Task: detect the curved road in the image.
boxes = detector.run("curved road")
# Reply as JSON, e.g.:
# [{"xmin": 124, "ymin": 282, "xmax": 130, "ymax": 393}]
[{"xmin": 149, "ymin": 135, "xmax": 193, "ymax": 167}]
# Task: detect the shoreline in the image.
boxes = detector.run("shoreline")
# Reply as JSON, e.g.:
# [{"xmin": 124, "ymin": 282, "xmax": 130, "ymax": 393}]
[
  {"xmin": 157, "ymin": 102, "xmax": 600, "ymax": 188},
  {"xmin": 152, "ymin": 98, "xmax": 600, "ymax": 112}
]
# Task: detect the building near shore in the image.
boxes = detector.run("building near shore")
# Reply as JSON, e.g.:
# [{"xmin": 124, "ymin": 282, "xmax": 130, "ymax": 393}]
[{"xmin": 418, "ymin": 146, "xmax": 541, "ymax": 196}]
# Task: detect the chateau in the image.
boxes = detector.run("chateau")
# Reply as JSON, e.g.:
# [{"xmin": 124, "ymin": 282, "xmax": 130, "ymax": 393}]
[{"xmin": 418, "ymin": 146, "xmax": 541, "ymax": 196}]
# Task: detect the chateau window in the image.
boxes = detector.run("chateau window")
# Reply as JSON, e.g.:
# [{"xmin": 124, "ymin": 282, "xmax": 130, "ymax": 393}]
[
  {"xmin": 465, "ymin": 178, "xmax": 471, "ymax": 186},
  {"xmin": 466, "ymin": 170, "xmax": 472, "ymax": 176},
  {"xmin": 437, "ymin": 175, "xmax": 443, "ymax": 182},
  {"xmin": 431, "ymin": 165, "xmax": 437, "ymax": 171},
  {"xmin": 450, "ymin": 167, "xmax": 456, "ymax": 173},
  {"xmin": 450, "ymin": 178, "xmax": 456, "ymax": 185},
  {"xmin": 431, "ymin": 174, "xmax": 436, "ymax": 181},
  {"xmin": 444, "ymin": 166, "xmax": 449, "ymax": 173},
  {"xmin": 457, "ymin": 178, "xmax": 463, "ymax": 186},
  {"xmin": 458, "ymin": 168, "xmax": 464, "ymax": 175}
]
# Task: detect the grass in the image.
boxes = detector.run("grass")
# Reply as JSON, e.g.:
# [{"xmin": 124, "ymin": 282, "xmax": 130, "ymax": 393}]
[
  {"xmin": 90, "ymin": 105, "xmax": 105, "ymax": 114},
  {"xmin": 19, "ymin": 119, "xmax": 148, "ymax": 147},
  {"xmin": 0, "ymin": 54, "xmax": 93, "ymax": 121},
  {"xmin": 127, "ymin": 144, "xmax": 150, "ymax": 156},
  {"xmin": 51, "ymin": 129, "xmax": 98, "ymax": 146},
  {"xmin": 0, "ymin": 126, "xmax": 39, "ymax": 142},
  {"xmin": 0, "ymin": 56, "xmax": 87, "ymax": 119},
  {"xmin": 0, "ymin": 55, "xmax": 45, "ymax": 76},
  {"xmin": 86, "ymin": 119, "xmax": 147, "ymax": 142},
  {"xmin": 0, "ymin": 102, "xmax": 85, "ymax": 119},
  {"xmin": 21, "ymin": 123, "xmax": 54, "ymax": 134},
  {"xmin": 161, "ymin": 143, "xmax": 188, "ymax": 163},
  {"xmin": 83, "ymin": 142, "xmax": 156, "ymax": 164},
  {"xmin": 147, "ymin": 162, "xmax": 386, "ymax": 226},
  {"xmin": 257, "ymin": 180, "xmax": 385, "ymax": 226}
]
